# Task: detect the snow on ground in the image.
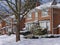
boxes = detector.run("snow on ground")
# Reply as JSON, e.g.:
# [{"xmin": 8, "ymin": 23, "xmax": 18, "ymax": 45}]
[
  {"xmin": 0, "ymin": 34, "xmax": 60, "ymax": 45},
  {"xmin": 0, "ymin": 34, "xmax": 16, "ymax": 45},
  {"xmin": 17, "ymin": 38, "xmax": 60, "ymax": 45}
]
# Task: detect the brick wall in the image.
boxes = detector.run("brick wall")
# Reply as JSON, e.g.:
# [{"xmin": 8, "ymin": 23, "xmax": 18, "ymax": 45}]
[
  {"xmin": 53, "ymin": 8, "xmax": 60, "ymax": 28},
  {"xmin": 53, "ymin": 8, "xmax": 60, "ymax": 34}
]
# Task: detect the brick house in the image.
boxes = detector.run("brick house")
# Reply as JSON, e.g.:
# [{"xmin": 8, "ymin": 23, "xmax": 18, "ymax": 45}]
[
  {"xmin": 25, "ymin": 2, "xmax": 60, "ymax": 34},
  {"xmin": 0, "ymin": 15, "xmax": 25, "ymax": 34}
]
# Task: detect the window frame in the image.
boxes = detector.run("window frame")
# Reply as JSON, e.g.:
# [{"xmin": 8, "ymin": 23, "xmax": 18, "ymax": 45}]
[
  {"xmin": 41, "ymin": 9, "xmax": 48, "ymax": 17},
  {"xmin": 26, "ymin": 12, "xmax": 32, "ymax": 20}
]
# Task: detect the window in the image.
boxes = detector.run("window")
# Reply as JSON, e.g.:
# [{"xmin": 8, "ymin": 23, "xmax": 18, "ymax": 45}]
[
  {"xmin": 41, "ymin": 9, "xmax": 48, "ymax": 17},
  {"xmin": 35, "ymin": 12, "xmax": 38, "ymax": 20},
  {"xmin": 40, "ymin": 21, "xmax": 46, "ymax": 29},
  {"xmin": 35, "ymin": 12, "xmax": 38, "ymax": 18},
  {"xmin": 40, "ymin": 20, "xmax": 50, "ymax": 31},
  {"xmin": 26, "ymin": 23, "xmax": 33, "ymax": 31},
  {"xmin": 27, "ymin": 12, "xmax": 32, "ymax": 19},
  {"xmin": 47, "ymin": 21, "xmax": 50, "ymax": 31}
]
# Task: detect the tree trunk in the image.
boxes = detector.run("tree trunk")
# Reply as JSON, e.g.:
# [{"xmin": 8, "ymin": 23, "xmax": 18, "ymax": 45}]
[
  {"xmin": 16, "ymin": 0, "xmax": 21, "ymax": 42},
  {"xmin": 16, "ymin": 15, "xmax": 20, "ymax": 42}
]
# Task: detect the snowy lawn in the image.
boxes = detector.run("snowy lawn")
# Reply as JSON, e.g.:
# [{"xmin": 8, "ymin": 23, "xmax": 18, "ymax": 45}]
[{"xmin": 0, "ymin": 34, "xmax": 60, "ymax": 45}]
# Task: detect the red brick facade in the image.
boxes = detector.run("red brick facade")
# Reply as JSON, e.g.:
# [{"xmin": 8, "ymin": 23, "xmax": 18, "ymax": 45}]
[{"xmin": 53, "ymin": 8, "xmax": 60, "ymax": 34}]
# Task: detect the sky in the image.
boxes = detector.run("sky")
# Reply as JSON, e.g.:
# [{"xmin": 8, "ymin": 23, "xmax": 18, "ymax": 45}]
[
  {"xmin": 40, "ymin": 0, "xmax": 60, "ymax": 3},
  {"xmin": 0, "ymin": 0, "xmax": 60, "ymax": 14}
]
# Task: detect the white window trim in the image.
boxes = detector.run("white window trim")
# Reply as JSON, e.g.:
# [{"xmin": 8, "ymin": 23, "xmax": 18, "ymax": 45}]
[
  {"xmin": 35, "ymin": 12, "xmax": 38, "ymax": 20},
  {"xmin": 26, "ymin": 12, "xmax": 32, "ymax": 20},
  {"xmin": 41, "ymin": 9, "xmax": 48, "ymax": 17},
  {"xmin": 39, "ymin": 20, "xmax": 50, "ymax": 31}
]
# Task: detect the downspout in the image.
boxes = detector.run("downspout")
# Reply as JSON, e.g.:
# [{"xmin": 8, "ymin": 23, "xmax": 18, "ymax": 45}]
[{"xmin": 52, "ymin": 7, "xmax": 54, "ymax": 34}]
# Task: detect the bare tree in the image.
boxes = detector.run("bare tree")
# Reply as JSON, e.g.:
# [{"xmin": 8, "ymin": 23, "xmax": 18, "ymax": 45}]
[{"xmin": 0, "ymin": 0, "xmax": 38, "ymax": 42}]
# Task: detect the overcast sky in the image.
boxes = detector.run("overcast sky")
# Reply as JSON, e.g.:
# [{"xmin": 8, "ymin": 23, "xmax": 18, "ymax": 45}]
[
  {"xmin": 40, "ymin": 0, "xmax": 60, "ymax": 3},
  {"xmin": 0, "ymin": 0, "xmax": 60, "ymax": 14}
]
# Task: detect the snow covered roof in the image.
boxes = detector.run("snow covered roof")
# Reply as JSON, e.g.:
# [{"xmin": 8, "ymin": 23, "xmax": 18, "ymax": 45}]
[{"xmin": 36, "ymin": 2, "xmax": 60, "ymax": 10}]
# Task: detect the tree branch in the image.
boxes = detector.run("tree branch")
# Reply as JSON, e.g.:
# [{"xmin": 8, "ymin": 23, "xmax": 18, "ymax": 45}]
[
  {"xmin": 0, "ymin": 4, "xmax": 10, "ymax": 13},
  {"xmin": 7, "ymin": 0, "xmax": 16, "ymax": 7},
  {"xmin": 5, "ymin": 0, "xmax": 18, "ymax": 15},
  {"xmin": 20, "ymin": 10, "xmax": 29, "ymax": 21},
  {"xmin": 17, "ymin": 0, "xmax": 21, "ymax": 14},
  {"xmin": 0, "ymin": 15, "xmax": 4, "ymax": 21},
  {"xmin": 15, "ymin": 0, "xmax": 18, "ymax": 11}
]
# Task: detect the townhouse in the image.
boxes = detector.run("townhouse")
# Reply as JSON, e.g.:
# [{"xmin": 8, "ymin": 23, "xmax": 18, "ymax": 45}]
[{"xmin": 25, "ymin": 2, "xmax": 60, "ymax": 34}]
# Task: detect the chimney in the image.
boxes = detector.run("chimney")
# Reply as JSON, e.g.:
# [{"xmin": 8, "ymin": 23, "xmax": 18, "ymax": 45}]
[
  {"xmin": 36, "ymin": 0, "xmax": 40, "ymax": 6},
  {"xmin": 52, "ymin": 0, "xmax": 57, "ymax": 5}
]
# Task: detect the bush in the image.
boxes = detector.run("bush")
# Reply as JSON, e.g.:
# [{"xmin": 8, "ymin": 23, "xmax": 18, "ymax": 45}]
[
  {"xmin": 33, "ymin": 28, "xmax": 42, "ymax": 35},
  {"xmin": 30, "ymin": 24, "xmax": 48, "ymax": 35},
  {"xmin": 41, "ymin": 28, "xmax": 48, "ymax": 35}
]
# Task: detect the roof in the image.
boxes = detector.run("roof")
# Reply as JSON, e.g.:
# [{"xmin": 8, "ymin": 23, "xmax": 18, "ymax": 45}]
[{"xmin": 36, "ymin": 2, "xmax": 60, "ymax": 10}]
